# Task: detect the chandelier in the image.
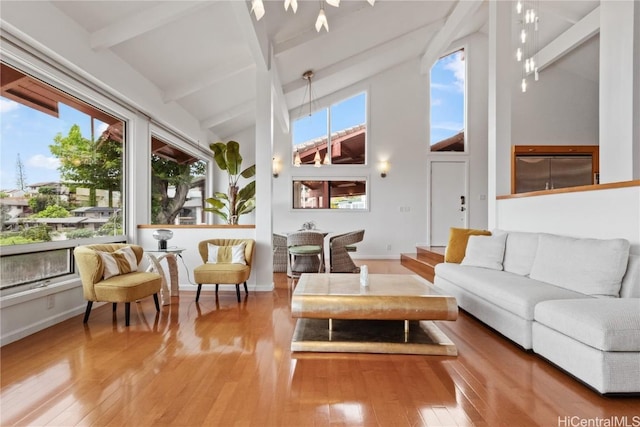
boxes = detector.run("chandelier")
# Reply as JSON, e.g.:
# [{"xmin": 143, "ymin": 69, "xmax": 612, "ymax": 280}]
[
  {"xmin": 251, "ymin": 0, "xmax": 375, "ymax": 33},
  {"xmin": 515, "ymin": 0, "xmax": 540, "ymax": 92}
]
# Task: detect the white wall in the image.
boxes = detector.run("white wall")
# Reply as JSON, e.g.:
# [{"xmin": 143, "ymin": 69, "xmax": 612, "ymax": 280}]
[
  {"xmin": 496, "ymin": 185, "xmax": 640, "ymax": 254},
  {"xmin": 511, "ymin": 63, "xmax": 599, "ymax": 147},
  {"xmin": 271, "ymin": 60, "xmax": 424, "ymax": 258}
]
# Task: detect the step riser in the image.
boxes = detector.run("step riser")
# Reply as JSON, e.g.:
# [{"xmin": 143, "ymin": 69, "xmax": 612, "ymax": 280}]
[
  {"xmin": 401, "ymin": 247, "xmax": 445, "ymax": 283},
  {"xmin": 400, "ymin": 255, "xmax": 435, "ymax": 283}
]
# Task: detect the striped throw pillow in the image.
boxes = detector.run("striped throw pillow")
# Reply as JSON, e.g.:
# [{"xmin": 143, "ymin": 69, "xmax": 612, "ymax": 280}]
[{"xmin": 99, "ymin": 246, "xmax": 138, "ymax": 279}]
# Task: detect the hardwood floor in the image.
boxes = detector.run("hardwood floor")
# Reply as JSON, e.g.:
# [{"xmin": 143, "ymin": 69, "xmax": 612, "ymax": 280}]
[{"xmin": 1, "ymin": 260, "xmax": 638, "ymax": 426}]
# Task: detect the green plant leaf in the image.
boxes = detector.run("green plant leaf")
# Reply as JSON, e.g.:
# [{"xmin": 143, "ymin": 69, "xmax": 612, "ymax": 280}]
[
  {"xmin": 237, "ymin": 199, "xmax": 256, "ymax": 215},
  {"xmin": 204, "ymin": 197, "xmax": 225, "ymax": 209},
  {"xmin": 237, "ymin": 181, "xmax": 255, "ymax": 201},
  {"xmin": 209, "ymin": 142, "xmax": 228, "ymax": 171},
  {"xmin": 240, "ymin": 164, "xmax": 256, "ymax": 178},
  {"xmin": 225, "ymin": 141, "xmax": 241, "ymax": 176}
]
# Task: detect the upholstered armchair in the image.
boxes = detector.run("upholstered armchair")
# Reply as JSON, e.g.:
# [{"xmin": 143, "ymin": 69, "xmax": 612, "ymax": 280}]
[
  {"xmin": 193, "ymin": 239, "xmax": 255, "ymax": 302},
  {"xmin": 329, "ymin": 230, "xmax": 365, "ymax": 273},
  {"xmin": 74, "ymin": 244, "xmax": 162, "ymax": 326}
]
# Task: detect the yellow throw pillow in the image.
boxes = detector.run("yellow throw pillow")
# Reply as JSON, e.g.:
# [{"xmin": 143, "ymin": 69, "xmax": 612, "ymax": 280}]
[
  {"xmin": 207, "ymin": 242, "xmax": 247, "ymax": 265},
  {"xmin": 444, "ymin": 227, "xmax": 492, "ymax": 263},
  {"xmin": 99, "ymin": 246, "xmax": 138, "ymax": 279}
]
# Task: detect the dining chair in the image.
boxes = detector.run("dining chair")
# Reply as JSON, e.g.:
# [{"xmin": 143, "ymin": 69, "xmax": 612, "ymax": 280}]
[
  {"xmin": 287, "ymin": 231, "xmax": 325, "ymax": 283},
  {"xmin": 329, "ymin": 229, "xmax": 365, "ymax": 273}
]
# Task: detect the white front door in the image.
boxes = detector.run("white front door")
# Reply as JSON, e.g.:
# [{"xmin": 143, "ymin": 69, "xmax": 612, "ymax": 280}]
[{"xmin": 430, "ymin": 161, "xmax": 467, "ymax": 246}]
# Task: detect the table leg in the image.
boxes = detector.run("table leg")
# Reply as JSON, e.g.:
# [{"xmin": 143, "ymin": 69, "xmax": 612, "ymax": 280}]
[
  {"xmin": 145, "ymin": 253, "xmax": 171, "ymax": 306},
  {"xmin": 404, "ymin": 320, "xmax": 409, "ymax": 343}
]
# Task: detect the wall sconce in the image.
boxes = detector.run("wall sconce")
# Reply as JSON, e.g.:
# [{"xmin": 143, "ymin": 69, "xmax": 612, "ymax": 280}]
[
  {"xmin": 272, "ymin": 157, "xmax": 280, "ymax": 178},
  {"xmin": 380, "ymin": 161, "xmax": 389, "ymax": 178}
]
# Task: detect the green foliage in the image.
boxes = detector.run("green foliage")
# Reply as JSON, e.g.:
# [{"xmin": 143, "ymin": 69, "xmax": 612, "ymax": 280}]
[
  {"xmin": 205, "ymin": 141, "xmax": 256, "ymax": 224},
  {"xmin": 32, "ymin": 204, "xmax": 70, "ymax": 218},
  {"xmin": 151, "ymin": 156, "xmax": 205, "ymax": 224},
  {"xmin": 66, "ymin": 228, "xmax": 95, "ymax": 239},
  {"xmin": 29, "ymin": 194, "xmax": 65, "ymax": 214},
  {"xmin": 49, "ymin": 124, "xmax": 122, "ymax": 206},
  {"xmin": 0, "ymin": 192, "xmax": 9, "ymax": 198},
  {"xmin": 97, "ymin": 211, "xmax": 123, "ymax": 236},
  {"xmin": 0, "ymin": 234, "xmax": 37, "ymax": 246},
  {"xmin": 20, "ymin": 225, "xmax": 51, "ymax": 242}
]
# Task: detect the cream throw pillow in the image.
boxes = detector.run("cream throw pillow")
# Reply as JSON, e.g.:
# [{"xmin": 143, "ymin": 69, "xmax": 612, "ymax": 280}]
[
  {"xmin": 207, "ymin": 242, "xmax": 247, "ymax": 265},
  {"xmin": 445, "ymin": 227, "xmax": 492, "ymax": 263},
  {"xmin": 461, "ymin": 233, "xmax": 507, "ymax": 271},
  {"xmin": 99, "ymin": 246, "xmax": 138, "ymax": 279}
]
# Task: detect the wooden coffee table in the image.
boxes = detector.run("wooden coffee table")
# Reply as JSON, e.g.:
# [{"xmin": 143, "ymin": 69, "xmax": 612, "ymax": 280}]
[{"xmin": 290, "ymin": 273, "xmax": 458, "ymax": 355}]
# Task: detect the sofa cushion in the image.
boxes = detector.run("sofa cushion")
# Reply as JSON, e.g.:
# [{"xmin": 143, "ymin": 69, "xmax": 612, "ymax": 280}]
[
  {"xmin": 444, "ymin": 227, "xmax": 492, "ymax": 263},
  {"xmin": 461, "ymin": 233, "xmax": 506, "ymax": 271},
  {"xmin": 534, "ymin": 299, "xmax": 640, "ymax": 351},
  {"xmin": 502, "ymin": 230, "xmax": 539, "ymax": 276},
  {"xmin": 620, "ymin": 254, "xmax": 640, "ymax": 298},
  {"xmin": 529, "ymin": 234, "xmax": 630, "ymax": 297},
  {"xmin": 435, "ymin": 263, "xmax": 590, "ymax": 320}
]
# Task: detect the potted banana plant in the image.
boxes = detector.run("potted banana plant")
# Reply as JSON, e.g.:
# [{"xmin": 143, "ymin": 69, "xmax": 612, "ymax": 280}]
[{"xmin": 204, "ymin": 140, "xmax": 256, "ymax": 224}]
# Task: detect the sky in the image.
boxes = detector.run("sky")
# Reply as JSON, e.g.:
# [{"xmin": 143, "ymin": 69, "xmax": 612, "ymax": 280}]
[
  {"xmin": 0, "ymin": 99, "xmax": 107, "ymax": 191},
  {"xmin": 430, "ymin": 49, "xmax": 465, "ymax": 144}
]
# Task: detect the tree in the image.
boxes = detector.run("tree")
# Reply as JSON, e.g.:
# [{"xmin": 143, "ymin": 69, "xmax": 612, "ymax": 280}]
[
  {"xmin": 49, "ymin": 124, "xmax": 122, "ymax": 206},
  {"xmin": 33, "ymin": 204, "xmax": 69, "ymax": 218},
  {"xmin": 16, "ymin": 153, "xmax": 27, "ymax": 191},
  {"xmin": 151, "ymin": 156, "xmax": 205, "ymax": 224}
]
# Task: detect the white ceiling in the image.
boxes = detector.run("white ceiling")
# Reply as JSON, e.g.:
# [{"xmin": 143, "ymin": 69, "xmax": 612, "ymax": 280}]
[{"xmin": 50, "ymin": 0, "xmax": 600, "ymax": 140}]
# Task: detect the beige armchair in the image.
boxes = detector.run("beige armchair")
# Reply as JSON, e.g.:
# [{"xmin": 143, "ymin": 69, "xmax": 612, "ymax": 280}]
[
  {"xmin": 193, "ymin": 239, "xmax": 255, "ymax": 302},
  {"xmin": 74, "ymin": 244, "xmax": 162, "ymax": 326}
]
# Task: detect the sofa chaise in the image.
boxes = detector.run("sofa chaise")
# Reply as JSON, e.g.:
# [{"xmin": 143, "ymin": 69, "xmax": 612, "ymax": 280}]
[{"xmin": 434, "ymin": 230, "xmax": 640, "ymax": 394}]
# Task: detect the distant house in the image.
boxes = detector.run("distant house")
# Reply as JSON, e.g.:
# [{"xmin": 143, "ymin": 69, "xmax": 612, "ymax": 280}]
[
  {"xmin": 0, "ymin": 197, "xmax": 31, "ymax": 220},
  {"xmin": 72, "ymin": 206, "xmax": 118, "ymax": 219}
]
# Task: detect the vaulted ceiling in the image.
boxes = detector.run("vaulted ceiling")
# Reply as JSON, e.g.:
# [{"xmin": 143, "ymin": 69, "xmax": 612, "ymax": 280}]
[{"xmin": 48, "ymin": 0, "xmax": 600, "ymax": 141}]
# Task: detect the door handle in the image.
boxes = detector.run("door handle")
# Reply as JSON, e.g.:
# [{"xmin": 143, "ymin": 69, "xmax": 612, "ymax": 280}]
[{"xmin": 460, "ymin": 195, "xmax": 465, "ymax": 205}]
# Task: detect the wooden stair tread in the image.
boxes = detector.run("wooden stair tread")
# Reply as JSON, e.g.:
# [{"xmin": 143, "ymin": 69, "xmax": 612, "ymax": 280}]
[{"xmin": 400, "ymin": 246, "xmax": 446, "ymax": 283}]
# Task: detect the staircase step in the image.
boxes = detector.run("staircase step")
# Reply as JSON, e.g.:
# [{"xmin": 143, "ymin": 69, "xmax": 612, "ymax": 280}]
[
  {"xmin": 416, "ymin": 246, "xmax": 445, "ymax": 263},
  {"xmin": 400, "ymin": 246, "xmax": 446, "ymax": 283}
]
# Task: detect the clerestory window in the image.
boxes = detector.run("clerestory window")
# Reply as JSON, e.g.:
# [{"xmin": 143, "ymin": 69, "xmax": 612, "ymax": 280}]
[
  {"xmin": 292, "ymin": 92, "xmax": 366, "ymax": 166},
  {"xmin": 430, "ymin": 48, "xmax": 466, "ymax": 152}
]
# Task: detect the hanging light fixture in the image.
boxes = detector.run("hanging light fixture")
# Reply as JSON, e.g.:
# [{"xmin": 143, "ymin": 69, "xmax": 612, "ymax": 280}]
[
  {"xmin": 284, "ymin": 0, "xmax": 298, "ymax": 13},
  {"xmin": 515, "ymin": 0, "xmax": 540, "ymax": 93},
  {"xmin": 250, "ymin": 0, "xmax": 374, "ymax": 32},
  {"xmin": 294, "ymin": 150, "xmax": 302, "ymax": 167},
  {"xmin": 251, "ymin": 0, "xmax": 265, "ymax": 20},
  {"xmin": 300, "ymin": 70, "xmax": 315, "ymax": 118},
  {"xmin": 315, "ymin": 2, "xmax": 329, "ymax": 32},
  {"xmin": 313, "ymin": 149, "xmax": 322, "ymax": 167}
]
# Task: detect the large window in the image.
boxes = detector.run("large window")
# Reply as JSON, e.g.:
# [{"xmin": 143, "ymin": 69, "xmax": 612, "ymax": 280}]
[
  {"xmin": 430, "ymin": 49, "xmax": 465, "ymax": 152},
  {"xmin": 150, "ymin": 136, "xmax": 206, "ymax": 225},
  {"xmin": 292, "ymin": 92, "xmax": 366, "ymax": 166},
  {"xmin": 292, "ymin": 179, "xmax": 367, "ymax": 210},
  {"xmin": 0, "ymin": 63, "xmax": 126, "ymax": 294}
]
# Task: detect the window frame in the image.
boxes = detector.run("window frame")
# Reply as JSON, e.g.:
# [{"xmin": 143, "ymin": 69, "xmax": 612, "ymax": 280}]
[
  {"xmin": 290, "ymin": 176, "xmax": 370, "ymax": 211},
  {"xmin": 149, "ymin": 125, "xmax": 209, "ymax": 225},
  {"xmin": 0, "ymin": 36, "xmax": 137, "ymax": 295},
  {"xmin": 429, "ymin": 47, "xmax": 467, "ymax": 154},
  {"xmin": 291, "ymin": 90, "xmax": 369, "ymax": 167}
]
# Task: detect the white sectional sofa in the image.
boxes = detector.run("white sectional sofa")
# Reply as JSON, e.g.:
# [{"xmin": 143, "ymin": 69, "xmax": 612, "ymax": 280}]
[{"xmin": 434, "ymin": 230, "xmax": 640, "ymax": 394}]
